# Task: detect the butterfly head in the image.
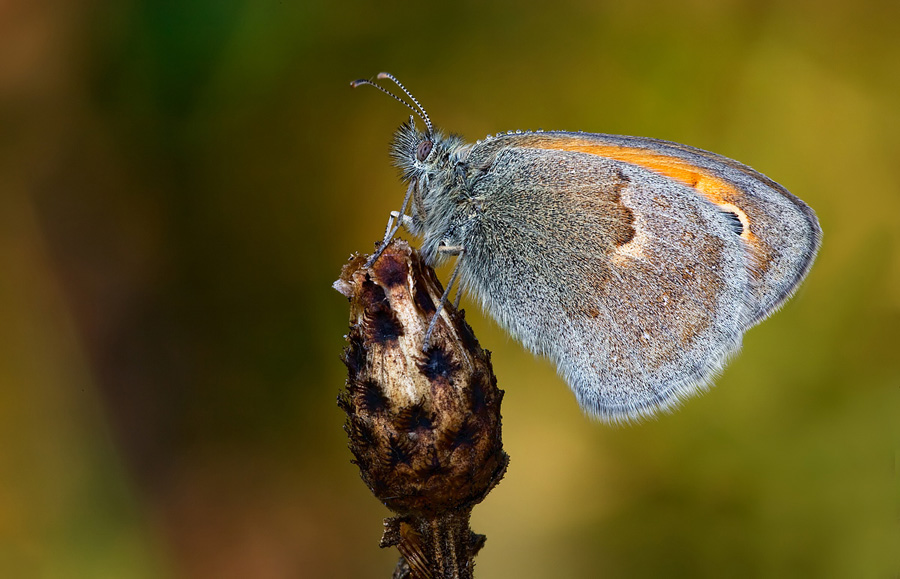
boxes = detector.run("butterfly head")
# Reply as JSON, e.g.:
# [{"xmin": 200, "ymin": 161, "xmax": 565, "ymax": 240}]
[{"xmin": 390, "ymin": 116, "xmax": 464, "ymax": 184}]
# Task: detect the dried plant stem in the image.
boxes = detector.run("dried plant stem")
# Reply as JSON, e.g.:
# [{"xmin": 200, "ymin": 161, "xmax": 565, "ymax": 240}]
[
  {"xmin": 335, "ymin": 240, "xmax": 508, "ymax": 578},
  {"xmin": 382, "ymin": 510, "xmax": 484, "ymax": 579}
]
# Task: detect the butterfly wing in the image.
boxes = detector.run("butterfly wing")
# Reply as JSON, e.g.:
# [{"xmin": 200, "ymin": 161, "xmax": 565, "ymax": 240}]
[
  {"xmin": 498, "ymin": 132, "xmax": 822, "ymax": 326},
  {"xmin": 456, "ymin": 132, "xmax": 819, "ymax": 421}
]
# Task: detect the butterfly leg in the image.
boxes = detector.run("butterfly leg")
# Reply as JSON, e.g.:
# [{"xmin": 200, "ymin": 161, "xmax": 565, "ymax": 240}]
[
  {"xmin": 365, "ymin": 180, "xmax": 417, "ymax": 268},
  {"xmin": 423, "ymin": 245, "xmax": 464, "ymax": 350},
  {"xmin": 385, "ymin": 211, "xmax": 415, "ymax": 235}
]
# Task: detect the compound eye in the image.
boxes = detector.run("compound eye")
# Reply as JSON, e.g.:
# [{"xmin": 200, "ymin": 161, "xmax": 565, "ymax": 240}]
[{"xmin": 416, "ymin": 140, "xmax": 433, "ymax": 161}]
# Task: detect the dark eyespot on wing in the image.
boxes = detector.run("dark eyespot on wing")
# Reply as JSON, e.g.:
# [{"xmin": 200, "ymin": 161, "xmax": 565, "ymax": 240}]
[{"xmin": 720, "ymin": 210, "xmax": 744, "ymax": 235}]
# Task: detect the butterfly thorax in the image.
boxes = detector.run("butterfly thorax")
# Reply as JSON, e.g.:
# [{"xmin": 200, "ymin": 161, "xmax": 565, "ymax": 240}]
[{"xmin": 391, "ymin": 118, "xmax": 476, "ymax": 265}]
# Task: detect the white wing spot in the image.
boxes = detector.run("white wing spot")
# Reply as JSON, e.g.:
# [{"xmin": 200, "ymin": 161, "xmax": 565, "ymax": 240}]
[{"xmin": 612, "ymin": 218, "xmax": 649, "ymax": 263}]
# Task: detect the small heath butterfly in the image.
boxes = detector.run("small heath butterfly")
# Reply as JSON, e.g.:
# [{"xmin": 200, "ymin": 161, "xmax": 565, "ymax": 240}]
[{"xmin": 352, "ymin": 73, "xmax": 821, "ymax": 423}]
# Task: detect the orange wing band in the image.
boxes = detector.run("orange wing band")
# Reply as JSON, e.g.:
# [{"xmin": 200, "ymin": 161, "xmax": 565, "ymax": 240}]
[{"xmin": 529, "ymin": 140, "xmax": 756, "ymax": 244}]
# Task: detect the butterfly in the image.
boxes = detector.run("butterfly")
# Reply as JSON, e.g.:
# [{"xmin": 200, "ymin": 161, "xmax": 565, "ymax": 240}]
[{"xmin": 353, "ymin": 73, "xmax": 821, "ymax": 423}]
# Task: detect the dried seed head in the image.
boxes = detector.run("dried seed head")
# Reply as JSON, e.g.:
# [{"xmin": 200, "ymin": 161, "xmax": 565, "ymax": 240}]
[{"xmin": 335, "ymin": 240, "xmax": 507, "ymax": 516}]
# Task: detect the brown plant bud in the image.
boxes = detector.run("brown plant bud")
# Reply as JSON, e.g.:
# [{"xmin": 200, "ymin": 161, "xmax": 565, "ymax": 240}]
[{"xmin": 334, "ymin": 239, "xmax": 508, "ymax": 578}]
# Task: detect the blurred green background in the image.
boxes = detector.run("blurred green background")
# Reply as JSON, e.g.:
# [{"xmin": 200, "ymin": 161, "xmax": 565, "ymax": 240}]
[{"xmin": 1, "ymin": 0, "xmax": 897, "ymax": 577}]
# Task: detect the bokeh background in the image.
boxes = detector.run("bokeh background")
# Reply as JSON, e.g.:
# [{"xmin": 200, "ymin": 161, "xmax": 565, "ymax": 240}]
[{"xmin": 1, "ymin": 0, "xmax": 898, "ymax": 577}]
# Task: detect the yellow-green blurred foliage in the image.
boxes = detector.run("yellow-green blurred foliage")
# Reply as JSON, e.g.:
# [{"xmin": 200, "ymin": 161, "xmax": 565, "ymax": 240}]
[{"xmin": 1, "ymin": 0, "xmax": 897, "ymax": 577}]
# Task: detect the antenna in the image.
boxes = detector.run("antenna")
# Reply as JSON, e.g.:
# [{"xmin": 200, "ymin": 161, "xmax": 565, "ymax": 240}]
[{"xmin": 350, "ymin": 72, "xmax": 434, "ymax": 136}]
